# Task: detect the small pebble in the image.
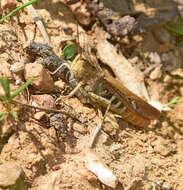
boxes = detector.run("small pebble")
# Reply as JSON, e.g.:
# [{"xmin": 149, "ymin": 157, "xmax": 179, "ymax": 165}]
[
  {"xmin": 152, "ymin": 138, "xmax": 175, "ymax": 156},
  {"xmin": 162, "ymin": 121, "xmax": 169, "ymax": 128},
  {"xmin": 31, "ymin": 94, "xmax": 56, "ymax": 109},
  {"xmin": 10, "ymin": 62, "xmax": 24, "ymax": 73},
  {"xmin": 149, "ymin": 52, "xmax": 161, "ymax": 64},
  {"xmin": 34, "ymin": 111, "xmax": 46, "ymax": 121},
  {"xmin": 24, "ymin": 63, "xmax": 54, "ymax": 92},
  {"xmin": 0, "ymin": 162, "xmax": 25, "ymax": 188},
  {"xmin": 0, "ymin": 61, "xmax": 12, "ymax": 78},
  {"xmin": 1, "ymin": 0, "xmax": 17, "ymax": 9},
  {"xmin": 163, "ymin": 75, "xmax": 172, "ymax": 83},
  {"xmin": 150, "ymin": 65, "xmax": 162, "ymax": 80},
  {"xmin": 162, "ymin": 182, "xmax": 172, "ymax": 190}
]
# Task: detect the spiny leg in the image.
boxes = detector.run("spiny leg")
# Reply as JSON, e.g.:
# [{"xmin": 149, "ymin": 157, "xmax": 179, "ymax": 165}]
[
  {"xmin": 66, "ymin": 81, "xmax": 83, "ymax": 98},
  {"xmin": 50, "ymin": 62, "xmax": 70, "ymax": 75},
  {"xmin": 88, "ymin": 95, "xmax": 112, "ymax": 148},
  {"xmin": 56, "ymin": 81, "xmax": 84, "ymax": 105}
]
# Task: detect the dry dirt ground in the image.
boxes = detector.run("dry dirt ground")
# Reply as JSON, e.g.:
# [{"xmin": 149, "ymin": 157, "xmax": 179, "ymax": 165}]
[{"xmin": 0, "ymin": 0, "xmax": 183, "ymax": 190}]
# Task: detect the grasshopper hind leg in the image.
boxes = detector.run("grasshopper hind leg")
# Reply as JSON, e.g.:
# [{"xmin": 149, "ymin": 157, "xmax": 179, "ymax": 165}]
[{"xmin": 66, "ymin": 81, "xmax": 83, "ymax": 98}]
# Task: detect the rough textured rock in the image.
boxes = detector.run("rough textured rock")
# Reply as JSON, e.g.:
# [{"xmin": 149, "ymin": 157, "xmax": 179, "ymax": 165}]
[
  {"xmin": 0, "ymin": 0, "xmax": 17, "ymax": 9},
  {"xmin": 0, "ymin": 162, "xmax": 27, "ymax": 190},
  {"xmin": 149, "ymin": 65, "xmax": 162, "ymax": 80},
  {"xmin": 0, "ymin": 61, "xmax": 12, "ymax": 78},
  {"xmin": 31, "ymin": 94, "xmax": 56, "ymax": 109},
  {"xmin": 152, "ymin": 138, "xmax": 176, "ymax": 157},
  {"xmin": 24, "ymin": 63, "xmax": 54, "ymax": 92},
  {"xmin": 172, "ymin": 99, "xmax": 183, "ymax": 121}
]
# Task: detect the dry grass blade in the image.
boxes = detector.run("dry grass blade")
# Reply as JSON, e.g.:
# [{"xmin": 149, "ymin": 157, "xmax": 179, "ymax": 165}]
[{"xmin": 22, "ymin": 0, "xmax": 50, "ymax": 43}]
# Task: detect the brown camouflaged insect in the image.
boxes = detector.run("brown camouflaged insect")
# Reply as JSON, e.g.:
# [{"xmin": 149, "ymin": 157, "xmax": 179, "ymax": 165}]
[
  {"xmin": 67, "ymin": 46, "xmax": 161, "ymax": 128},
  {"xmin": 25, "ymin": 42, "xmax": 160, "ymax": 128}
]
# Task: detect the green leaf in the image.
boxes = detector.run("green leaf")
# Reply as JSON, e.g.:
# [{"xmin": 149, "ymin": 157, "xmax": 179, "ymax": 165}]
[
  {"xmin": 0, "ymin": 112, "xmax": 6, "ymax": 121},
  {"xmin": 165, "ymin": 24, "xmax": 183, "ymax": 35},
  {"xmin": 10, "ymin": 77, "xmax": 34, "ymax": 100},
  {"xmin": 0, "ymin": 77, "xmax": 10, "ymax": 100},
  {"xmin": 63, "ymin": 43, "xmax": 77, "ymax": 60},
  {"xmin": 11, "ymin": 110, "xmax": 18, "ymax": 119},
  {"xmin": 165, "ymin": 96, "xmax": 181, "ymax": 107},
  {"xmin": 0, "ymin": 95, "xmax": 6, "ymax": 101}
]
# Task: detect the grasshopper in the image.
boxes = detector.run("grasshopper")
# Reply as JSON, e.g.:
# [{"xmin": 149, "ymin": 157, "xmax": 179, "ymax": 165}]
[
  {"xmin": 63, "ymin": 46, "xmax": 160, "ymax": 128},
  {"xmin": 25, "ymin": 42, "xmax": 160, "ymax": 128}
]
